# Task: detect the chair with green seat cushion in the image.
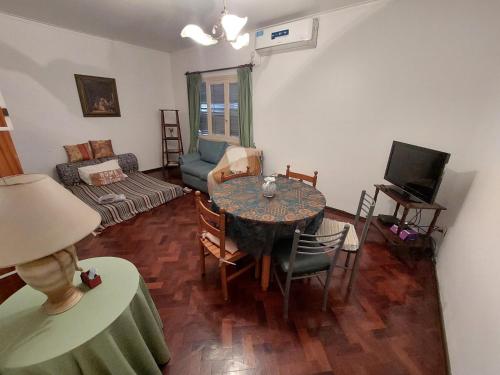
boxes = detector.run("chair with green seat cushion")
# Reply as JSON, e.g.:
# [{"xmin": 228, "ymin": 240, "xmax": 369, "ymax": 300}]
[
  {"xmin": 272, "ymin": 225, "xmax": 350, "ymax": 319},
  {"xmin": 315, "ymin": 190, "xmax": 375, "ymax": 290}
]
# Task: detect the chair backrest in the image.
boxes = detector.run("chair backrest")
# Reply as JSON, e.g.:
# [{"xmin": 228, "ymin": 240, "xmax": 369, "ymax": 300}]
[
  {"xmin": 286, "ymin": 225, "xmax": 350, "ymax": 276},
  {"xmin": 221, "ymin": 166, "xmax": 251, "ymax": 182},
  {"xmin": 285, "ymin": 165, "xmax": 318, "ymax": 187},
  {"xmin": 195, "ymin": 191, "xmax": 227, "ymax": 258},
  {"xmin": 353, "ymin": 190, "xmax": 376, "ymax": 251}
]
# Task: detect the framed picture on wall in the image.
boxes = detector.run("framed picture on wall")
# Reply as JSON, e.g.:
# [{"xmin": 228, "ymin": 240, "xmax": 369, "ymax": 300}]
[{"xmin": 74, "ymin": 74, "xmax": 121, "ymax": 117}]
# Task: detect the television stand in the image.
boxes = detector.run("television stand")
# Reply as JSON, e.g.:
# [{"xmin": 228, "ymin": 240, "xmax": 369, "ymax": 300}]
[{"xmin": 373, "ymin": 184, "xmax": 446, "ymax": 252}]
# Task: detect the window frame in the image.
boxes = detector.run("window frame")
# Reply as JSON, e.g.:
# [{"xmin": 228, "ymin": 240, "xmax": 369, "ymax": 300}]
[{"xmin": 200, "ymin": 74, "xmax": 240, "ymax": 144}]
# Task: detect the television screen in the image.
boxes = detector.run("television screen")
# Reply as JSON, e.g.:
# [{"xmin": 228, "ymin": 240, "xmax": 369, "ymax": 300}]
[{"xmin": 384, "ymin": 141, "xmax": 450, "ymax": 203}]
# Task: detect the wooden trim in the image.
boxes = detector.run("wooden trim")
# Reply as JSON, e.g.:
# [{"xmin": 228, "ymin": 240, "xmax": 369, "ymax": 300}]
[
  {"xmin": 0, "ymin": 106, "xmax": 6, "ymax": 128},
  {"xmin": 142, "ymin": 167, "xmax": 163, "ymax": 174},
  {"xmin": 0, "ymin": 131, "xmax": 23, "ymax": 177},
  {"xmin": 433, "ymin": 262, "xmax": 452, "ymax": 375}
]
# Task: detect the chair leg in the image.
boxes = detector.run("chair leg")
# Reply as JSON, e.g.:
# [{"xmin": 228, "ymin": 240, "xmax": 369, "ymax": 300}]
[
  {"xmin": 254, "ymin": 257, "xmax": 261, "ymax": 279},
  {"xmin": 348, "ymin": 252, "xmax": 361, "ymax": 291},
  {"xmin": 199, "ymin": 243, "xmax": 206, "ymax": 276},
  {"xmin": 283, "ymin": 276, "xmax": 293, "ymax": 320},
  {"xmin": 220, "ymin": 264, "xmax": 229, "ymax": 301},
  {"xmin": 322, "ymin": 271, "xmax": 334, "ymax": 312},
  {"xmin": 344, "ymin": 252, "xmax": 351, "ymax": 268}
]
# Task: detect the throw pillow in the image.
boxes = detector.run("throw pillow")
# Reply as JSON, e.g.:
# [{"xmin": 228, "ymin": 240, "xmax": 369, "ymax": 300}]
[
  {"xmin": 64, "ymin": 143, "xmax": 94, "ymax": 162},
  {"xmin": 90, "ymin": 169, "xmax": 127, "ymax": 186},
  {"xmin": 202, "ymin": 231, "xmax": 239, "ymax": 254},
  {"xmin": 78, "ymin": 159, "xmax": 127, "ymax": 186},
  {"xmin": 199, "ymin": 139, "xmax": 228, "ymax": 164},
  {"xmin": 89, "ymin": 140, "xmax": 115, "ymax": 159}
]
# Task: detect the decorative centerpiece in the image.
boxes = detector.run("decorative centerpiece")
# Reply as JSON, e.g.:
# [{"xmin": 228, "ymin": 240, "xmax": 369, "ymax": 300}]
[{"xmin": 262, "ymin": 176, "xmax": 277, "ymax": 198}]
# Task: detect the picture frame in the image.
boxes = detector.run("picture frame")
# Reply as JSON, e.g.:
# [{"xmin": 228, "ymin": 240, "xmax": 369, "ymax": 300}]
[{"xmin": 74, "ymin": 74, "xmax": 121, "ymax": 117}]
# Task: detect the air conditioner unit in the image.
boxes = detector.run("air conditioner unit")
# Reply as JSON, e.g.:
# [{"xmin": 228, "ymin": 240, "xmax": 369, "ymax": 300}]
[{"xmin": 254, "ymin": 18, "xmax": 319, "ymax": 55}]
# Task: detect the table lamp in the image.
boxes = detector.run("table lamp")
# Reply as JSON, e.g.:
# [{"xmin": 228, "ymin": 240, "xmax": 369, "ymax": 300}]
[{"xmin": 0, "ymin": 174, "xmax": 100, "ymax": 315}]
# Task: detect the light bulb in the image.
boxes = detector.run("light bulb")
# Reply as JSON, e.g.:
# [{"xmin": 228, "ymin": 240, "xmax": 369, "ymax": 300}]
[
  {"xmin": 180, "ymin": 25, "xmax": 218, "ymax": 46},
  {"xmin": 221, "ymin": 14, "xmax": 247, "ymax": 41},
  {"xmin": 231, "ymin": 33, "xmax": 249, "ymax": 50}
]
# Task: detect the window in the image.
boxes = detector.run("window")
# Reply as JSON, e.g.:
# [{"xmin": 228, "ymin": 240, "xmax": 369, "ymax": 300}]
[{"xmin": 199, "ymin": 76, "xmax": 239, "ymax": 141}]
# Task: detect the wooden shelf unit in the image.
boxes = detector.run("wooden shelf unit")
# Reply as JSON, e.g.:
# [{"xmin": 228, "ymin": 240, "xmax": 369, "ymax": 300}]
[{"xmin": 372, "ymin": 184, "xmax": 446, "ymax": 251}]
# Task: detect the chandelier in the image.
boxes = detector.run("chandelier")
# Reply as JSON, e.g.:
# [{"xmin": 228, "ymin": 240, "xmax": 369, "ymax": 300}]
[{"xmin": 180, "ymin": 0, "xmax": 250, "ymax": 50}]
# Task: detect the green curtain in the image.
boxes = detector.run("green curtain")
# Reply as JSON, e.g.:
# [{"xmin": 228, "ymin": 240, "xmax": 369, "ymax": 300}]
[
  {"xmin": 186, "ymin": 73, "xmax": 202, "ymax": 152},
  {"xmin": 237, "ymin": 67, "xmax": 254, "ymax": 148}
]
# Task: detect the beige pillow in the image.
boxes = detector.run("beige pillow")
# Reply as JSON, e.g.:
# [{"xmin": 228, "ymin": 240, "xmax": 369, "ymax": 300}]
[
  {"xmin": 202, "ymin": 231, "xmax": 239, "ymax": 254},
  {"xmin": 78, "ymin": 159, "xmax": 127, "ymax": 186}
]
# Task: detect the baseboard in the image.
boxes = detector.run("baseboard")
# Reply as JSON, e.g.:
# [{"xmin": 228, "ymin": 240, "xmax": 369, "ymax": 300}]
[
  {"xmin": 433, "ymin": 266, "xmax": 452, "ymax": 375},
  {"xmin": 141, "ymin": 167, "xmax": 163, "ymax": 173},
  {"xmin": 325, "ymin": 205, "xmax": 356, "ymax": 219}
]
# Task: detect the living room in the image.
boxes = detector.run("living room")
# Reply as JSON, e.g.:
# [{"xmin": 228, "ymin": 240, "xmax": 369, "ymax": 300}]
[{"xmin": 0, "ymin": 1, "xmax": 499, "ymax": 374}]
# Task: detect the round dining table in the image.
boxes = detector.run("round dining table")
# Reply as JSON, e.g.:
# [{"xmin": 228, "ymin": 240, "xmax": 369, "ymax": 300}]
[{"xmin": 211, "ymin": 175, "xmax": 326, "ymax": 291}]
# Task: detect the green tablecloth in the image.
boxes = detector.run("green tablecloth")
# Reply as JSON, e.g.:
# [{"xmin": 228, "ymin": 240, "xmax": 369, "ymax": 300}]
[{"xmin": 0, "ymin": 257, "xmax": 170, "ymax": 375}]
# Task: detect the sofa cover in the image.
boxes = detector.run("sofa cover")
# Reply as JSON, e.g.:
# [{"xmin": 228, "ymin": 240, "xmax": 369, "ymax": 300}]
[{"xmin": 56, "ymin": 153, "xmax": 183, "ymax": 230}]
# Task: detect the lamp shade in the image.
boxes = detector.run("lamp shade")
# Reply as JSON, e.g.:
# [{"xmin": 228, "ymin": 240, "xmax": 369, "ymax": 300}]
[{"xmin": 0, "ymin": 174, "xmax": 100, "ymax": 267}]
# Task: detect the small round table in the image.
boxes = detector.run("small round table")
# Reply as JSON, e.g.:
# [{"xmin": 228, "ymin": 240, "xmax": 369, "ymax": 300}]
[
  {"xmin": 212, "ymin": 176, "xmax": 326, "ymax": 291},
  {"xmin": 0, "ymin": 257, "xmax": 170, "ymax": 375}
]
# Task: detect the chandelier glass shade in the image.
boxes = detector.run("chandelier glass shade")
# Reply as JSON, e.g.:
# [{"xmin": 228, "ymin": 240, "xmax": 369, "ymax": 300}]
[{"xmin": 181, "ymin": 0, "xmax": 249, "ymax": 50}]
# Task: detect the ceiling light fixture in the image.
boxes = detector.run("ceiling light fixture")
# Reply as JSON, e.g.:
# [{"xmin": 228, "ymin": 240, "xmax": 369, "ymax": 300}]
[{"xmin": 181, "ymin": 0, "xmax": 249, "ymax": 50}]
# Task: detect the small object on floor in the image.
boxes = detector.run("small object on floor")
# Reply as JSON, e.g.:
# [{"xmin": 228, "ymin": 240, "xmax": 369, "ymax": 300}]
[
  {"xmin": 97, "ymin": 194, "xmax": 126, "ymax": 204},
  {"xmin": 81, "ymin": 267, "xmax": 102, "ymax": 288},
  {"xmin": 182, "ymin": 186, "xmax": 192, "ymax": 194},
  {"xmin": 390, "ymin": 225, "xmax": 419, "ymax": 241}
]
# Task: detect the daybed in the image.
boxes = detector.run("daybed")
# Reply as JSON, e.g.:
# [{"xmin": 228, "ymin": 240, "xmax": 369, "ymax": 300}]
[{"xmin": 56, "ymin": 153, "xmax": 183, "ymax": 230}]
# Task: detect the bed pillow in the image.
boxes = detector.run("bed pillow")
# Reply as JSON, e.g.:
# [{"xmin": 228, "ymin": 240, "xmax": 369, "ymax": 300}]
[
  {"xmin": 78, "ymin": 159, "xmax": 127, "ymax": 186},
  {"xmin": 89, "ymin": 140, "xmax": 115, "ymax": 159},
  {"xmin": 64, "ymin": 143, "xmax": 94, "ymax": 162}
]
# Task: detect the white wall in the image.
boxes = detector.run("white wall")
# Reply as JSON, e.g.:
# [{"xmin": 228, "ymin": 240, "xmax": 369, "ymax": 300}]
[
  {"xmin": 171, "ymin": 1, "xmax": 500, "ymax": 374},
  {"xmin": 0, "ymin": 13, "xmax": 175, "ymax": 178}
]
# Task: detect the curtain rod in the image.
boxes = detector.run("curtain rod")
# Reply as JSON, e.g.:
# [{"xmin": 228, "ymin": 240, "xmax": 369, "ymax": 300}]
[{"xmin": 185, "ymin": 63, "xmax": 254, "ymax": 76}]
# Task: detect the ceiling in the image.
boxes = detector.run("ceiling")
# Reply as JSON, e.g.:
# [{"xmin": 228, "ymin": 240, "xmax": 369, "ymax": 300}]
[{"xmin": 0, "ymin": 0, "xmax": 371, "ymax": 52}]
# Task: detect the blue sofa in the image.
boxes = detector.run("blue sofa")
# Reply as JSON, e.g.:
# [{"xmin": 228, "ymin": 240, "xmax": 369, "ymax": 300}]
[{"xmin": 179, "ymin": 139, "xmax": 229, "ymax": 192}]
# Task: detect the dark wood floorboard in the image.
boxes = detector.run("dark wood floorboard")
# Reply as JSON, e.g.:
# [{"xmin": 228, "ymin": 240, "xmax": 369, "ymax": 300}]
[{"xmin": 0, "ymin": 169, "xmax": 447, "ymax": 375}]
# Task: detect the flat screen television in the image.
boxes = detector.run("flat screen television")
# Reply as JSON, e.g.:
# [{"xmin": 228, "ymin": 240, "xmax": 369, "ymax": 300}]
[{"xmin": 384, "ymin": 141, "xmax": 450, "ymax": 204}]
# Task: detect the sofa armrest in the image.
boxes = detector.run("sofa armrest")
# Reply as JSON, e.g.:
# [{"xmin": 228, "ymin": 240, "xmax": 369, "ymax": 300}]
[{"xmin": 179, "ymin": 152, "xmax": 201, "ymax": 165}]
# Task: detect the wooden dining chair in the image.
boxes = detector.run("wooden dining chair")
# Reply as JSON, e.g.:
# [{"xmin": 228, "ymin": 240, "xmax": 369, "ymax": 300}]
[
  {"xmin": 221, "ymin": 166, "xmax": 251, "ymax": 182},
  {"xmin": 195, "ymin": 191, "xmax": 259, "ymax": 301},
  {"xmin": 285, "ymin": 165, "xmax": 318, "ymax": 187}
]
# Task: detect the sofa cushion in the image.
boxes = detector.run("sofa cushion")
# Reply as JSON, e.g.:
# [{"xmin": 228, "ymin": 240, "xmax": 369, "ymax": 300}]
[
  {"xmin": 180, "ymin": 160, "xmax": 215, "ymax": 181},
  {"xmin": 198, "ymin": 139, "xmax": 228, "ymax": 164}
]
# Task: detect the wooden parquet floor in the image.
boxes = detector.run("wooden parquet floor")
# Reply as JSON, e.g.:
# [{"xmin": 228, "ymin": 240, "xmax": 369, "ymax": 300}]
[{"xmin": 0, "ymin": 171, "xmax": 448, "ymax": 375}]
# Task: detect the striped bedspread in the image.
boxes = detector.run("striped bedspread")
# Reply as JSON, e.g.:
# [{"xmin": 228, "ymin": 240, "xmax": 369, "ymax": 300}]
[{"xmin": 68, "ymin": 172, "xmax": 183, "ymax": 230}]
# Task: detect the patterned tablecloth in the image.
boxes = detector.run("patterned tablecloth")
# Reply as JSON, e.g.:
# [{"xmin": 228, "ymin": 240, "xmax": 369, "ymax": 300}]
[{"xmin": 212, "ymin": 176, "xmax": 326, "ymax": 257}]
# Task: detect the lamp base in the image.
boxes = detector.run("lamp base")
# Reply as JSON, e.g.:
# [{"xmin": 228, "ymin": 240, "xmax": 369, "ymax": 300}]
[
  {"xmin": 16, "ymin": 245, "xmax": 84, "ymax": 315},
  {"xmin": 42, "ymin": 286, "xmax": 84, "ymax": 315}
]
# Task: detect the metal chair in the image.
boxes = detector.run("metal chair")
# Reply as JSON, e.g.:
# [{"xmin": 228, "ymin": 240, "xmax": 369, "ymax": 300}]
[
  {"xmin": 316, "ymin": 190, "xmax": 375, "ymax": 290},
  {"xmin": 221, "ymin": 166, "xmax": 251, "ymax": 182},
  {"xmin": 285, "ymin": 165, "xmax": 318, "ymax": 187},
  {"xmin": 272, "ymin": 224, "xmax": 349, "ymax": 319}
]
